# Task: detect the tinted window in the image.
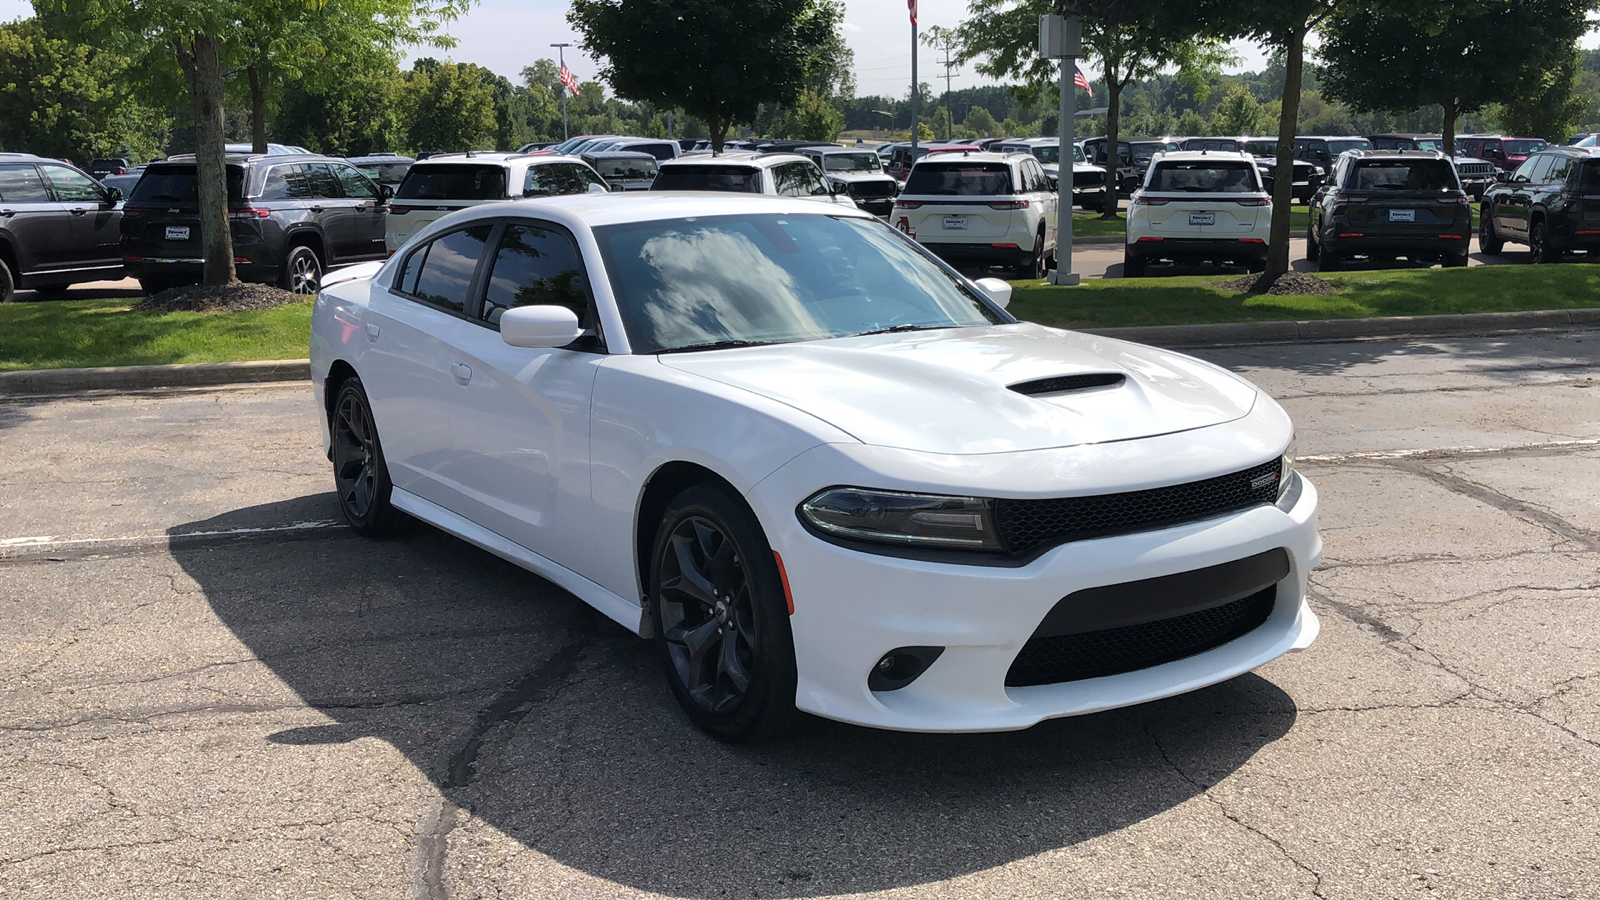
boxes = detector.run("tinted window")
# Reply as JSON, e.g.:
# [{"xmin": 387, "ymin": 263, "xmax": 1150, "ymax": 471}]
[
  {"xmin": 0, "ymin": 165, "xmax": 51, "ymax": 202},
  {"xmin": 590, "ymin": 157, "xmax": 657, "ymax": 180},
  {"xmin": 651, "ymin": 165, "xmax": 762, "ymax": 193},
  {"xmin": 1575, "ymin": 160, "xmax": 1600, "ymax": 190},
  {"xmin": 1545, "ymin": 155, "xmax": 1575, "ymax": 184},
  {"xmin": 404, "ymin": 225, "xmax": 494, "ymax": 314},
  {"xmin": 904, "ymin": 162, "xmax": 1013, "ymax": 195},
  {"xmin": 303, "ymin": 163, "xmax": 340, "ymax": 198},
  {"xmin": 1147, "ymin": 161, "xmax": 1258, "ymax": 193},
  {"xmin": 396, "ymin": 164, "xmax": 508, "ymax": 201},
  {"xmin": 1029, "ymin": 144, "xmax": 1061, "ymax": 165},
  {"xmin": 1350, "ymin": 159, "xmax": 1459, "ymax": 191},
  {"xmin": 127, "ymin": 164, "xmax": 246, "ymax": 204},
  {"xmin": 259, "ymin": 164, "xmax": 315, "ymax": 200},
  {"xmin": 1327, "ymin": 140, "xmax": 1373, "ymax": 155},
  {"xmin": 524, "ymin": 163, "xmax": 603, "ymax": 196},
  {"xmin": 1511, "ymin": 157, "xmax": 1544, "ymax": 183},
  {"xmin": 1504, "ymin": 140, "xmax": 1547, "ymax": 156},
  {"xmin": 821, "ymin": 152, "xmax": 882, "ymax": 172},
  {"xmin": 1185, "ymin": 138, "xmax": 1240, "ymax": 152},
  {"xmin": 775, "ymin": 162, "xmax": 827, "ymax": 197},
  {"xmin": 43, "ymin": 166, "xmax": 105, "ymax": 202},
  {"xmin": 481, "ymin": 223, "xmax": 591, "ymax": 327},
  {"xmin": 623, "ymin": 143, "xmax": 676, "ymax": 161},
  {"xmin": 332, "ymin": 163, "xmax": 379, "ymax": 200}
]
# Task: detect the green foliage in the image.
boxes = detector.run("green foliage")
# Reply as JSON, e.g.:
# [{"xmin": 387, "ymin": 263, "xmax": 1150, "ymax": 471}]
[
  {"xmin": 277, "ymin": 56, "xmax": 405, "ymax": 155},
  {"xmin": 1210, "ymin": 82, "xmax": 1265, "ymax": 135},
  {"xmin": 0, "ymin": 18, "xmax": 168, "ymax": 161},
  {"xmin": 964, "ymin": 105, "xmax": 998, "ymax": 135},
  {"xmin": 769, "ymin": 88, "xmax": 844, "ymax": 141},
  {"xmin": 402, "ymin": 59, "xmax": 500, "ymax": 153},
  {"xmin": 1489, "ymin": 51, "xmax": 1590, "ymax": 141}
]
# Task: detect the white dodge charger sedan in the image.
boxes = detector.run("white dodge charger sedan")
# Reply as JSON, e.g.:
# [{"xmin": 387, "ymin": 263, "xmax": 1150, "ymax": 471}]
[{"xmin": 310, "ymin": 192, "xmax": 1320, "ymax": 741}]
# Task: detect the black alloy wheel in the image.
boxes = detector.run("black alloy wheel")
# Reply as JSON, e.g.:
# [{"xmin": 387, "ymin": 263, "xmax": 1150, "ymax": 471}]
[
  {"xmin": 1528, "ymin": 220, "xmax": 1560, "ymax": 264},
  {"xmin": 1479, "ymin": 209, "xmax": 1504, "ymax": 255},
  {"xmin": 284, "ymin": 245, "xmax": 323, "ymax": 295},
  {"xmin": 0, "ymin": 258, "xmax": 13, "ymax": 303},
  {"xmin": 1305, "ymin": 220, "xmax": 1320, "ymax": 261},
  {"xmin": 650, "ymin": 482, "xmax": 796, "ymax": 742},
  {"xmin": 329, "ymin": 377, "xmax": 403, "ymax": 535}
]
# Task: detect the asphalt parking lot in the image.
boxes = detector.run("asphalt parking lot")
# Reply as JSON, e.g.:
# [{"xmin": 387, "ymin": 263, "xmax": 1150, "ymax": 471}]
[{"xmin": 2, "ymin": 329, "xmax": 1597, "ymax": 899}]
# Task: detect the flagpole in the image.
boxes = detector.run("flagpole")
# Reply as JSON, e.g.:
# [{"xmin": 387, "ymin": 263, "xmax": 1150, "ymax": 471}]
[
  {"xmin": 910, "ymin": 2, "xmax": 918, "ymax": 153},
  {"xmin": 551, "ymin": 42, "xmax": 572, "ymax": 140}
]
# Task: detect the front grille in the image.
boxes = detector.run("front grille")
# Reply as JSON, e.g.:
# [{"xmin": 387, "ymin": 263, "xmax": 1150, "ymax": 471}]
[
  {"xmin": 1073, "ymin": 171, "xmax": 1103, "ymax": 189},
  {"xmin": 993, "ymin": 459, "xmax": 1281, "ymax": 557},
  {"xmin": 849, "ymin": 181, "xmax": 897, "ymax": 199},
  {"xmin": 1457, "ymin": 163, "xmax": 1494, "ymax": 177},
  {"xmin": 1005, "ymin": 586, "xmax": 1276, "ymax": 686}
]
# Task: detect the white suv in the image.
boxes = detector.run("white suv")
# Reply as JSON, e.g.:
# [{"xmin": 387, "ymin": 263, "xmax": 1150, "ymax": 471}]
[
  {"xmin": 994, "ymin": 138, "xmax": 1107, "ymax": 210},
  {"xmin": 1124, "ymin": 151, "xmax": 1272, "ymax": 277},
  {"xmin": 650, "ymin": 152, "xmax": 854, "ymax": 206},
  {"xmin": 385, "ymin": 153, "xmax": 609, "ymax": 252},
  {"xmin": 889, "ymin": 151, "xmax": 1060, "ymax": 278}
]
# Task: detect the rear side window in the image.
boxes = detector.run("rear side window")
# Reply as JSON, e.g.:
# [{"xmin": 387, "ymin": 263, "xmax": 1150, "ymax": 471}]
[
  {"xmin": 904, "ymin": 162, "xmax": 1013, "ymax": 195},
  {"xmin": 259, "ymin": 164, "xmax": 316, "ymax": 200},
  {"xmin": 524, "ymin": 163, "xmax": 604, "ymax": 197},
  {"xmin": 481, "ymin": 222, "xmax": 592, "ymax": 328},
  {"xmin": 1574, "ymin": 160, "xmax": 1600, "ymax": 190},
  {"xmin": 396, "ymin": 164, "xmax": 508, "ymax": 201},
  {"xmin": 128, "ymin": 165, "xmax": 246, "ymax": 204},
  {"xmin": 401, "ymin": 224, "xmax": 494, "ymax": 315},
  {"xmin": 1504, "ymin": 140, "xmax": 1547, "ymax": 156},
  {"xmin": 1350, "ymin": 159, "xmax": 1459, "ymax": 192},
  {"xmin": 0, "ymin": 165, "xmax": 50, "ymax": 202},
  {"xmin": 1544, "ymin": 155, "xmax": 1575, "ymax": 184},
  {"xmin": 1147, "ymin": 161, "xmax": 1259, "ymax": 193},
  {"xmin": 625, "ymin": 143, "xmax": 676, "ymax": 161},
  {"xmin": 651, "ymin": 165, "xmax": 762, "ymax": 193}
]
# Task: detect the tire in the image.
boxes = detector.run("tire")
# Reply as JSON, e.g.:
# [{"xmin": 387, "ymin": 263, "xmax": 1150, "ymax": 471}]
[
  {"xmin": 1318, "ymin": 251, "xmax": 1342, "ymax": 272},
  {"xmin": 1305, "ymin": 221, "xmax": 1320, "ymax": 261},
  {"xmin": 1015, "ymin": 228, "xmax": 1046, "ymax": 279},
  {"xmin": 0, "ymin": 257, "xmax": 14, "ymax": 303},
  {"xmin": 282, "ymin": 244, "xmax": 323, "ymax": 295},
  {"xmin": 648, "ymin": 481, "xmax": 797, "ymax": 743},
  {"xmin": 329, "ymin": 376, "xmax": 406, "ymax": 536},
  {"xmin": 1528, "ymin": 220, "xmax": 1560, "ymax": 264},
  {"xmin": 1246, "ymin": 258, "xmax": 1267, "ymax": 274},
  {"xmin": 1479, "ymin": 209, "xmax": 1504, "ymax": 255},
  {"xmin": 1122, "ymin": 248, "xmax": 1147, "ymax": 278},
  {"xmin": 1444, "ymin": 253, "xmax": 1469, "ymax": 268},
  {"xmin": 138, "ymin": 277, "xmax": 170, "ymax": 297}
]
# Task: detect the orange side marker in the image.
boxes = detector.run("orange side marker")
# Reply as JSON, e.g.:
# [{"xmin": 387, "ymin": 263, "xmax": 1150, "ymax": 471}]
[{"xmin": 773, "ymin": 551, "xmax": 795, "ymax": 615}]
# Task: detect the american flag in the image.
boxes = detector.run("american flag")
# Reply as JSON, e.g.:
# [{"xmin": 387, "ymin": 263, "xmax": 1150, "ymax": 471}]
[
  {"xmin": 559, "ymin": 63, "xmax": 579, "ymax": 95},
  {"xmin": 909, "ymin": 0, "xmax": 917, "ymax": 26},
  {"xmin": 1073, "ymin": 65, "xmax": 1093, "ymax": 100}
]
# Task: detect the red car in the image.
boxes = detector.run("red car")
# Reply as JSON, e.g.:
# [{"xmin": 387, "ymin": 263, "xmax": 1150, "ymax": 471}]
[
  {"xmin": 885, "ymin": 143, "xmax": 982, "ymax": 183},
  {"xmin": 1457, "ymin": 134, "xmax": 1549, "ymax": 172}
]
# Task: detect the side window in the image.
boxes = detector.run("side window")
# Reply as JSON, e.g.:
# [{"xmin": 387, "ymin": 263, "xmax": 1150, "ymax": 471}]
[
  {"xmin": 773, "ymin": 163, "xmax": 803, "ymax": 196},
  {"xmin": 524, "ymin": 163, "xmax": 602, "ymax": 197},
  {"xmin": 304, "ymin": 163, "xmax": 342, "ymax": 198},
  {"xmin": 401, "ymin": 224, "xmax": 494, "ymax": 315},
  {"xmin": 332, "ymin": 163, "xmax": 379, "ymax": 200},
  {"xmin": 260, "ymin": 164, "xmax": 313, "ymax": 200},
  {"xmin": 1511, "ymin": 156, "xmax": 1543, "ymax": 183},
  {"xmin": 799, "ymin": 163, "xmax": 829, "ymax": 196},
  {"xmin": 1543, "ymin": 155, "xmax": 1573, "ymax": 184},
  {"xmin": 42, "ymin": 166, "xmax": 106, "ymax": 202},
  {"xmin": 479, "ymin": 222, "xmax": 593, "ymax": 333},
  {"xmin": 0, "ymin": 165, "xmax": 53, "ymax": 202}
]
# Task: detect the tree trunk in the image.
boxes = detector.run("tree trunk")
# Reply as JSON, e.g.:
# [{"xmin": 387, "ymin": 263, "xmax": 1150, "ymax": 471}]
[
  {"xmin": 248, "ymin": 64, "xmax": 268, "ymax": 155},
  {"xmin": 177, "ymin": 34, "xmax": 238, "ymax": 287},
  {"xmin": 1264, "ymin": 25, "xmax": 1307, "ymax": 281},
  {"xmin": 1441, "ymin": 100, "xmax": 1458, "ymax": 157},
  {"xmin": 1101, "ymin": 75, "xmax": 1123, "ymax": 219},
  {"xmin": 709, "ymin": 110, "xmax": 726, "ymax": 154}
]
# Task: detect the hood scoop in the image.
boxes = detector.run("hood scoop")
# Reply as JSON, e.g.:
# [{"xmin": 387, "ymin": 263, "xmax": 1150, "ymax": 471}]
[{"xmin": 1009, "ymin": 373, "xmax": 1126, "ymax": 396}]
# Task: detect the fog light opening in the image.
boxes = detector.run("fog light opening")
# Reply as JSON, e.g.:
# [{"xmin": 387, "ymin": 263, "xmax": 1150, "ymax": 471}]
[{"xmin": 867, "ymin": 646, "xmax": 945, "ymax": 692}]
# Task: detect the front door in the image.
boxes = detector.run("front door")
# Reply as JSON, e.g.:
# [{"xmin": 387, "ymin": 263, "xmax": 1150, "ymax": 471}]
[{"xmin": 329, "ymin": 162, "xmax": 388, "ymax": 263}]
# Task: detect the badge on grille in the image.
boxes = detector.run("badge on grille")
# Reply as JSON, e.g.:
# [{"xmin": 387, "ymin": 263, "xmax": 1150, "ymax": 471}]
[{"xmin": 1251, "ymin": 473, "xmax": 1278, "ymax": 491}]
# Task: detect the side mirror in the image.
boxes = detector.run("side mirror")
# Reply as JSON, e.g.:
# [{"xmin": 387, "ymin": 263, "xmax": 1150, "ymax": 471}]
[
  {"xmin": 379, "ymin": 184, "xmax": 394, "ymax": 202},
  {"xmin": 973, "ymin": 276, "xmax": 1012, "ymax": 309},
  {"xmin": 1495, "ymin": 172, "xmax": 1511, "ymax": 183},
  {"xmin": 105, "ymin": 186, "xmax": 123, "ymax": 203},
  {"xmin": 587, "ymin": 182, "xmax": 609, "ymax": 194},
  {"xmin": 499, "ymin": 305, "xmax": 584, "ymax": 348},
  {"xmin": 1047, "ymin": 176, "xmax": 1059, "ymax": 191},
  {"xmin": 610, "ymin": 182, "xmax": 623, "ymax": 192}
]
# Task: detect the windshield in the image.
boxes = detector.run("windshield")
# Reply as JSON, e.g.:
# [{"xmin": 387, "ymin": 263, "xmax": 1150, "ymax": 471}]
[
  {"xmin": 593, "ymin": 157, "xmax": 658, "ymax": 179},
  {"xmin": 1352, "ymin": 159, "xmax": 1459, "ymax": 192},
  {"xmin": 594, "ymin": 213, "xmax": 1007, "ymax": 353},
  {"xmin": 1504, "ymin": 140, "xmax": 1547, "ymax": 156},
  {"xmin": 1328, "ymin": 139, "xmax": 1374, "ymax": 155},
  {"xmin": 651, "ymin": 165, "xmax": 762, "ymax": 193},
  {"xmin": 903, "ymin": 162, "xmax": 1013, "ymax": 195},
  {"xmin": 1411, "ymin": 139, "xmax": 1443, "ymax": 152},
  {"xmin": 128, "ymin": 164, "xmax": 245, "ymax": 204},
  {"xmin": 396, "ymin": 164, "xmax": 508, "ymax": 201},
  {"xmin": 1129, "ymin": 142, "xmax": 1166, "ymax": 161},
  {"xmin": 1147, "ymin": 161, "xmax": 1259, "ymax": 193},
  {"xmin": 823, "ymin": 152, "xmax": 882, "ymax": 172},
  {"xmin": 1026, "ymin": 144, "xmax": 1060, "ymax": 165}
]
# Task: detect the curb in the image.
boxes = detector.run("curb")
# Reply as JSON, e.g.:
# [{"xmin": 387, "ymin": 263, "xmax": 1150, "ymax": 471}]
[{"xmin": 1, "ymin": 308, "xmax": 1595, "ymax": 395}]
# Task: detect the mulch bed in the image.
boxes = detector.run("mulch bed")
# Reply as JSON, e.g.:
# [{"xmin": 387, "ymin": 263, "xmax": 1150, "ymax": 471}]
[
  {"xmin": 134, "ymin": 282, "xmax": 303, "ymax": 313},
  {"xmin": 1217, "ymin": 271, "xmax": 1342, "ymax": 296}
]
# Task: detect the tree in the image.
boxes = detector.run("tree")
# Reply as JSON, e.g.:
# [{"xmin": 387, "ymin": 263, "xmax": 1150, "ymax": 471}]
[
  {"xmin": 965, "ymin": 105, "xmax": 999, "ymax": 135},
  {"xmin": 402, "ymin": 60, "xmax": 500, "ymax": 154},
  {"xmin": 1320, "ymin": 0, "xmax": 1598, "ymax": 154},
  {"xmin": 277, "ymin": 55, "xmax": 406, "ymax": 155},
  {"xmin": 770, "ymin": 88, "xmax": 845, "ymax": 140},
  {"xmin": 0, "ymin": 18, "xmax": 169, "ymax": 162},
  {"xmin": 1211, "ymin": 82, "xmax": 1266, "ymax": 135},
  {"xmin": 569, "ymin": 0, "xmax": 837, "ymax": 152},
  {"xmin": 1491, "ymin": 52, "xmax": 1589, "ymax": 140}
]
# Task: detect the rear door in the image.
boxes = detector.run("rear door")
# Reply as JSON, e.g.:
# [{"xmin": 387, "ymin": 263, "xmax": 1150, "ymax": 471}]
[{"xmin": 0, "ymin": 163, "xmax": 67, "ymax": 275}]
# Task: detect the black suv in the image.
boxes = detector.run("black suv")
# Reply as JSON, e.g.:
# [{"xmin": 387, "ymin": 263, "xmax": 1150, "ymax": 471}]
[
  {"xmin": 1480, "ymin": 146, "xmax": 1600, "ymax": 263},
  {"xmin": 1307, "ymin": 150, "xmax": 1471, "ymax": 270},
  {"xmin": 0, "ymin": 152, "xmax": 124, "ymax": 301},
  {"xmin": 121, "ymin": 153, "xmax": 389, "ymax": 294},
  {"xmin": 1294, "ymin": 136, "xmax": 1374, "ymax": 171}
]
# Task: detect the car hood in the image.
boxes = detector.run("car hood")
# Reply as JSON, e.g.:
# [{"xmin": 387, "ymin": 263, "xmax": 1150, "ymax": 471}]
[
  {"xmin": 658, "ymin": 323, "xmax": 1258, "ymax": 455},
  {"xmin": 825, "ymin": 172, "xmax": 897, "ymax": 184}
]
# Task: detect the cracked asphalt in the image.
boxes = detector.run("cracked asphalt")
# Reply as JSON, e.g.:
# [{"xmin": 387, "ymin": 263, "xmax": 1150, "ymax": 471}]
[{"xmin": 1, "ymin": 328, "xmax": 1596, "ymax": 899}]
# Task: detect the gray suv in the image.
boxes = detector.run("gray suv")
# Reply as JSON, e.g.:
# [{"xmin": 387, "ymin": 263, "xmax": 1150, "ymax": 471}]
[
  {"xmin": 121, "ymin": 153, "xmax": 390, "ymax": 295},
  {"xmin": 0, "ymin": 153, "xmax": 124, "ymax": 301}
]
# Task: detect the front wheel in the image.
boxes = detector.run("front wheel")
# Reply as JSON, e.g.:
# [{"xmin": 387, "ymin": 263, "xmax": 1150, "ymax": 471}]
[
  {"xmin": 329, "ymin": 376, "xmax": 405, "ymax": 536},
  {"xmin": 0, "ymin": 257, "xmax": 13, "ymax": 303},
  {"xmin": 1479, "ymin": 209, "xmax": 1504, "ymax": 255},
  {"xmin": 649, "ymin": 482, "xmax": 797, "ymax": 742}
]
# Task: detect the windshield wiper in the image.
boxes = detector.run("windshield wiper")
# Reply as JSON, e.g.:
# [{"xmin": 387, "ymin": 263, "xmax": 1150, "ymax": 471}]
[
  {"xmin": 656, "ymin": 339, "xmax": 775, "ymax": 354},
  {"xmin": 855, "ymin": 323, "xmax": 956, "ymax": 337}
]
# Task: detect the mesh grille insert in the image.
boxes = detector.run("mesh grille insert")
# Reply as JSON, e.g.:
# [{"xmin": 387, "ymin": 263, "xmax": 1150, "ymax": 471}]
[
  {"xmin": 1006, "ymin": 586, "xmax": 1276, "ymax": 687},
  {"xmin": 994, "ymin": 459, "xmax": 1281, "ymax": 557}
]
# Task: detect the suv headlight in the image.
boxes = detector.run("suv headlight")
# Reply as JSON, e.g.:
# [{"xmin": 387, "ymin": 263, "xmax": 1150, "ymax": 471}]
[{"xmin": 799, "ymin": 487, "xmax": 1003, "ymax": 551}]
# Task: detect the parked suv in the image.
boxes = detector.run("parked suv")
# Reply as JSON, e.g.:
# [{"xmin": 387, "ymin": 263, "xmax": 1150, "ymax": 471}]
[
  {"xmin": 1457, "ymin": 135, "xmax": 1548, "ymax": 173},
  {"xmin": 992, "ymin": 138, "xmax": 1106, "ymax": 209},
  {"xmin": 1294, "ymin": 136, "xmax": 1374, "ymax": 170},
  {"xmin": 795, "ymin": 145, "xmax": 899, "ymax": 216},
  {"xmin": 651, "ymin": 153, "xmax": 854, "ymax": 207},
  {"xmin": 886, "ymin": 143, "xmax": 981, "ymax": 184},
  {"xmin": 1242, "ymin": 138, "xmax": 1325, "ymax": 203},
  {"xmin": 581, "ymin": 151, "xmax": 658, "ymax": 191},
  {"xmin": 89, "ymin": 157, "xmax": 135, "ymax": 180},
  {"xmin": 1124, "ymin": 151, "xmax": 1271, "ymax": 277},
  {"xmin": 889, "ymin": 151, "xmax": 1059, "ymax": 277},
  {"xmin": 1479, "ymin": 146, "xmax": 1600, "ymax": 263},
  {"xmin": 1306, "ymin": 150, "xmax": 1471, "ymax": 271},
  {"xmin": 386, "ymin": 153, "xmax": 608, "ymax": 252},
  {"xmin": 121, "ymin": 153, "xmax": 389, "ymax": 295},
  {"xmin": 0, "ymin": 153, "xmax": 124, "ymax": 300}
]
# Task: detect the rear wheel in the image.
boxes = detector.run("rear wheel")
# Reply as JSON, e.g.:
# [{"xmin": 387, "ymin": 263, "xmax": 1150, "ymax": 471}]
[
  {"xmin": 329, "ymin": 376, "xmax": 405, "ymax": 536},
  {"xmin": 1305, "ymin": 221, "xmax": 1321, "ymax": 261},
  {"xmin": 1528, "ymin": 220, "xmax": 1560, "ymax": 264},
  {"xmin": 1318, "ymin": 251, "xmax": 1342, "ymax": 272},
  {"xmin": 282, "ymin": 244, "xmax": 323, "ymax": 295},
  {"xmin": 1015, "ymin": 228, "xmax": 1046, "ymax": 279},
  {"xmin": 1122, "ymin": 247, "xmax": 1147, "ymax": 278},
  {"xmin": 649, "ymin": 482, "xmax": 797, "ymax": 743},
  {"xmin": 1478, "ymin": 208, "xmax": 1504, "ymax": 255},
  {"xmin": 1443, "ymin": 253, "xmax": 1469, "ymax": 268},
  {"xmin": 0, "ymin": 258, "xmax": 14, "ymax": 303}
]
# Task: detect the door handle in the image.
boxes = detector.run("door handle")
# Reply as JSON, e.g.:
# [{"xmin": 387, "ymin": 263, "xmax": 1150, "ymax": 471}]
[
  {"xmin": 451, "ymin": 362, "xmax": 472, "ymax": 384},
  {"xmin": 0, "ymin": 209, "xmax": 13, "ymax": 217},
  {"xmin": 310, "ymin": 205, "xmax": 324, "ymax": 213},
  {"xmin": 365, "ymin": 322, "xmax": 380, "ymax": 341},
  {"xmin": 70, "ymin": 208, "xmax": 86, "ymax": 216}
]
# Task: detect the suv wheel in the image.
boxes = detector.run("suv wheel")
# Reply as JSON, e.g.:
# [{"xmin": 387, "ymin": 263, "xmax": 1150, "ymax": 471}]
[
  {"xmin": 283, "ymin": 245, "xmax": 323, "ymax": 295},
  {"xmin": 1015, "ymin": 228, "xmax": 1046, "ymax": 279},
  {"xmin": 1122, "ymin": 247, "xmax": 1147, "ymax": 278},
  {"xmin": 1528, "ymin": 220, "xmax": 1560, "ymax": 264},
  {"xmin": 1306, "ymin": 221, "xmax": 1321, "ymax": 261},
  {"xmin": 0, "ymin": 258, "xmax": 14, "ymax": 303},
  {"xmin": 1318, "ymin": 250, "xmax": 1342, "ymax": 272},
  {"xmin": 1478, "ymin": 209, "xmax": 1504, "ymax": 255},
  {"xmin": 1443, "ymin": 253, "xmax": 1469, "ymax": 268}
]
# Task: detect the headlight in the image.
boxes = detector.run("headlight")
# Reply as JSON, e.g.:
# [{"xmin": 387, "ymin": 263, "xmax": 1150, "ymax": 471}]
[
  {"xmin": 1278, "ymin": 437, "xmax": 1298, "ymax": 502},
  {"xmin": 799, "ymin": 487, "xmax": 1003, "ymax": 551},
  {"xmin": 1313, "ymin": 166, "xmax": 1326, "ymax": 177}
]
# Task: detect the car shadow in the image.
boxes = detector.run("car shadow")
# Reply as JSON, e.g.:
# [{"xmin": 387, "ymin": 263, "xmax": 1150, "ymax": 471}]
[{"xmin": 174, "ymin": 496, "xmax": 1302, "ymax": 898}]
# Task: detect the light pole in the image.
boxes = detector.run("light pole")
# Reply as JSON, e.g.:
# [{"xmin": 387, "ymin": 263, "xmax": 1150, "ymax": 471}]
[{"xmin": 551, "ymin": 42, "xmax": 573, "ymax": 140}]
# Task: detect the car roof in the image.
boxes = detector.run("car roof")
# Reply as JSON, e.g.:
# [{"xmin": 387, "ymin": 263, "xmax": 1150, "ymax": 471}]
[
  {"xmin": 1344, "ymin": 149, "xmax": 1451, "ymax": 160},
  {"xmin": 345, "ymin": 154, "xmax": 416, "ymax": 164},
  {"xmin": 583, "ymin": 150, "xmax": 658, "ymax": 160},
  {"xmin": 914, "ymin": 151, "xmax": 1020, "ymax": 165},
  {"xmin": 414, "ymin": 192, "xmax": 876, "ymax": 232},
  {"xmin": 157, "ymin": 152, "xmax": 350, "ymax": 165},
  {"xmin": 1150, "ymin": 150, "xmax": 1257, "ymax": 163},
  {"xmin": 659, "ymin": 153, "xmax": 812, "ymax": 170},
  {"xmin": 409, "ymin": 153, "xmax": 587, "ymax": 168}
]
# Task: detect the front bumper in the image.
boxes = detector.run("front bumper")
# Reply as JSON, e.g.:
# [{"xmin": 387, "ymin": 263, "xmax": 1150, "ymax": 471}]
[{"xmin": 746, "ymin": 428, "xmax": 1321, "ymax": 733}]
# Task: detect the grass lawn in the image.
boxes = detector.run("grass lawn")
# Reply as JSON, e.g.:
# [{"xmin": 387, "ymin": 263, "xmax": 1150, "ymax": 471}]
[
  {"xmin": 1009, "ymin": 264, "xmax": 1600, "ymax": 330},
  {"xmin": 0, "ymin": 297, "xmax": 313, "ymax": 371}
]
